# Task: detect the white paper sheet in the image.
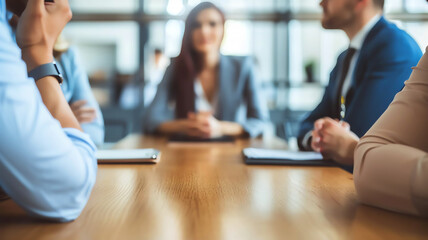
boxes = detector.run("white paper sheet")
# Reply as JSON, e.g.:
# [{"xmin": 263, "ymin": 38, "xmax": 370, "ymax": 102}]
[
  {"xmin": 243, "ymin": 148, "xmax": 323, "ymax": 161},
  {"xmin": 96, "ymin": 149, "xmax": 159, "ymax": 160}
]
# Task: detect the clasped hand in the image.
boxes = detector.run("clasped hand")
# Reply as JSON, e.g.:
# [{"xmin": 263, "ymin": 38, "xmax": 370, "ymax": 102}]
[
  {"xmin": 181, "ymin": 112, "xmax": 222, "ymax": 139},
  {"xmin": 311, "ymin": 117, "xmax": 359, "ymax": 165}
]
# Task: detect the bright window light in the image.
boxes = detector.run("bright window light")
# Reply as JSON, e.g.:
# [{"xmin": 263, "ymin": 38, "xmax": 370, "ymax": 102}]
[{"xmin": 167, "ymin": 0, "xmax": 185, "ymax": 15}]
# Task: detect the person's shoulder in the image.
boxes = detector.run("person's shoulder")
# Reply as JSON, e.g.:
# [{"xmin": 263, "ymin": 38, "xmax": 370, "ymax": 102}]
[
  {"xmin": 221, "ymin": 55, "xmax": 255, "ymax": 72},
  {"xmin": 59, "ymin": 46, "xmax": 79, "ymax": 61},
  {"xmin": 369, "ymin": 17, "xmax": 420, "ymax": 54},
  {"xmin": 222, "ymin": 55, "xmax": 253, "ymax": 64}
]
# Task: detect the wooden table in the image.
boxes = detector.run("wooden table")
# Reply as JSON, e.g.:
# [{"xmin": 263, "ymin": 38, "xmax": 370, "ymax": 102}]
[{"xmin": 1, "ymin": 135, "xmax": 427, "ymax": 240}]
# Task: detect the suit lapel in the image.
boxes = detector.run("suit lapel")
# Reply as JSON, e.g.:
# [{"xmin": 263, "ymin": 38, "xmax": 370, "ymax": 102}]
[
  {"xmin": 217, "ymin": 55, "xmax": 233, "ymax": 120},
  {"xmin": 351, "ymin": 17, "xmax": 386, "ymax": 90},
  {"xmin": 346, "ymin": 17, "xmax": 386, "ymax": 108}
]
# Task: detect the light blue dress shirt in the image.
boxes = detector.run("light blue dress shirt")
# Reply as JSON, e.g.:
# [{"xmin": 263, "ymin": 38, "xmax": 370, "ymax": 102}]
[
  {"xmin": 58, "ymin": 47, "xmax": 105, "ymax": 146},
  {"xmin": 0, "ymin": 1, "xmax": 97, "ymax": 222}
]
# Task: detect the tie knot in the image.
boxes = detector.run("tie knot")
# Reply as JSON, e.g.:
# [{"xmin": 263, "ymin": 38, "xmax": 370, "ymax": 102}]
[{"xmin": 347, "ymin": 47, "xmax": 357, "ymax": 56}]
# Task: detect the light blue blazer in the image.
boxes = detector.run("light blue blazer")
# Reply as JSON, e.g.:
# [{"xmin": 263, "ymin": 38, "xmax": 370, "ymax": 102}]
[{"xmin": 143, "ymin": 55, "xmax": 269, "ymax": 137}]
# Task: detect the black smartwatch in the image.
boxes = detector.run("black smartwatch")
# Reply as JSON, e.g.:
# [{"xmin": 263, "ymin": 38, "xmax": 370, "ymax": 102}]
[{"xmin": 28, "ymin": 62, "xmax": 63, "ymax": 84}]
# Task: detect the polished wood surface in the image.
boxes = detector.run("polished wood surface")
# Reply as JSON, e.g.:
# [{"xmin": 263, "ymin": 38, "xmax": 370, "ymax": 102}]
[{"xmin": 1, "ymin": 134, "xmax": 427, "ymax": 240}]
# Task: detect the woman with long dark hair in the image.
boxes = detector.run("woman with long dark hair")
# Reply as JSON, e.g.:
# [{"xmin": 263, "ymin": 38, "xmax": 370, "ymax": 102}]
[{"xmin": 144, "ymin": 2, "xmax": 269, "ymax": 138}]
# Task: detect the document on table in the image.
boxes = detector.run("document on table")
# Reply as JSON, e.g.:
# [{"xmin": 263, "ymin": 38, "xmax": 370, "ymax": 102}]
[
  {"xmin": 96, "ymin": 149, "xmax": 161, "ymax": 164},
  {"xmin": 243, "ymin": 148, "xmax": 336, "ymax": 166}
]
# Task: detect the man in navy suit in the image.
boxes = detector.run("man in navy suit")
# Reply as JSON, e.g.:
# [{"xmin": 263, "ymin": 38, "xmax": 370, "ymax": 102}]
[{"xmin": 297, "ymin": 0, "xmax": 422, "ymax": 168}]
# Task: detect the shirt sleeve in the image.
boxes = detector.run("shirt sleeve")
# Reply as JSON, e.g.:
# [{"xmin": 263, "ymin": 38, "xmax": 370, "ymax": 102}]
[
  {"xmin": 0, "ymin": 10, "xmax": 97, "ymax": 222},
  {"xmin": 61, "ymin": 47, "xmax": 105, "ymax": 146},
  {"xmin": 354, "ymin": 47, "xmax": 428, "ymax": 216},
  {"xmin": 143, "ymin": 65, "xmax": 175, "ymax": 133}
]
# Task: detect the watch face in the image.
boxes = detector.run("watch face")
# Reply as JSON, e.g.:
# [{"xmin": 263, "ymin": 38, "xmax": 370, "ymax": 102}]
[{"xmin": 53, "ymin": 63, "xmax": 64, "ymax": 84}]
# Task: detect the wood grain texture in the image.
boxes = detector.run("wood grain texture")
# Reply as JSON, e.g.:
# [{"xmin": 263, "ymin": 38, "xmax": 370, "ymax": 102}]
[{"xmin": 1, "ymin": 134, "xmax": 427, "ymax": 240}]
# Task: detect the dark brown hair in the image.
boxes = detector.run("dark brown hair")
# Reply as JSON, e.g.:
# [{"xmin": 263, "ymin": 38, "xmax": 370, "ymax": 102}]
[
  {"xmin": 172, "ymin": 2, "xmax": 225, "ymax": 119},
  {"xmin": 373, "ymin": 0, "xmax": 384, "ymax": 9}
]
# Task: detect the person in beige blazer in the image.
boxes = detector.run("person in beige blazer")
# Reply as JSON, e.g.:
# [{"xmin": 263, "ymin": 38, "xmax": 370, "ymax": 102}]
[{"xmin": 354, "ymin": 46, "xmax": 428, "ymax": 216}]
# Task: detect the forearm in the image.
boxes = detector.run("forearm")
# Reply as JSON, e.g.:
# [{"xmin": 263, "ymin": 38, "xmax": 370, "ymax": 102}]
[
  {"xmin": 157, "ymin": 120, "xmax": 187, "ymax": 135},
  {"xmin": 354, "ymin": 140, "xmax": 428, "ymax": 215},
  {"xmin": 37, "ymin": 78, "xmax": 82, "ymax": 130},
  {"xmin": 22, "ymin": 47, "xmax": 81, "ymax": 130},
  {"xmin": 221, "ymin": 121, "xmax": 245, "ymax": 137}
]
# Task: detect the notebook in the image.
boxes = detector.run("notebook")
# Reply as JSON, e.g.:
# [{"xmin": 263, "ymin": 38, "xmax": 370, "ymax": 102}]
[{"xmin": 243, "ymin": 148, "xmax": 337, "ymax": 166}]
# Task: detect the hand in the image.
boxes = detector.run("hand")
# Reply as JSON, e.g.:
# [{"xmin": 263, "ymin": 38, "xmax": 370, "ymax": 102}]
[
  {"xmin": 311, "ymin": 117, "xmax": 359, "ymax": 165},
  {"xmin": 16, "ymin": 0, "xmax": 72, "ymax": 70},
  {"xmin": 187, "ymin": 112, "xmax": 222, "ymax": 138},
  {"xmin": 70, "ymin": 100, "xmax": 97, "ymax": 124}
]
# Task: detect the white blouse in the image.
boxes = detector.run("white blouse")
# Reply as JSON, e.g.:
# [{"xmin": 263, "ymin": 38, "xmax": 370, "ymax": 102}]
[{"xmin": 194, "ymin": 78, "xmax": 218, "ymax": 113}]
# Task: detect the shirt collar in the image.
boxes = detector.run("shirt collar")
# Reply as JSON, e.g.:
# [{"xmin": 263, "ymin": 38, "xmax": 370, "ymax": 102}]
[
  {"xmin": 6, "ymin": 10, "xmax": 13, "ymax": 21},
  {"xmin": 349, "ymin": 14, "xmax": 381, "ymax": 50}
]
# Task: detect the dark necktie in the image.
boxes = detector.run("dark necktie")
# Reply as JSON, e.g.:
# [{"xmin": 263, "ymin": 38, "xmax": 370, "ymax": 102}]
[{"xmin": 335, "ymin": 47, "xmax": 357, "ymax": 119}]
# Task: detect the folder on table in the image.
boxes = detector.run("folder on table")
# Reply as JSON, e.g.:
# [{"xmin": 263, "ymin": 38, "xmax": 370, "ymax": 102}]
[{"xmin": 243, "ymin": 148, "xmax": 337, "ymax": 166}]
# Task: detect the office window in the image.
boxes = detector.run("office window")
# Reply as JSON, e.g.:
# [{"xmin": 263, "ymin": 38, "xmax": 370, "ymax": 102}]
[
  {"xmin": 406, "ymin": 0, "xmax": 428, "ymax": 13},
  {"xmin": 288, "ymin": 21, "xmax": 348, "ymax": 85},
  {"xmin": 290, "ymin": 0, "xmax": 321, "ymax": 12},
  {"xmin": 70, "ymin": 0, "xmax": 138, "ymax": 13},
  {"xmin": 63, "ymin": 22, "xmax": 139, "ymax": 107},
  {"xmin": 385, "ymin": 0, "xmax": 403, "ymax": 13},
  {"xmin": 144, "ymin": 0, "xmax": 281, "ymax": 14},
  {"xmin": 403, "ymin": 22, "xmax": 428, "ymax": 50}
]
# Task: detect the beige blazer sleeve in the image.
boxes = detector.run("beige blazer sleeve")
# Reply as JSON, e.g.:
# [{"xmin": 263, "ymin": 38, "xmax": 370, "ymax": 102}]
[{"xmin": 354, "ymin": 46, "xmax": 428, "ymax": 216}]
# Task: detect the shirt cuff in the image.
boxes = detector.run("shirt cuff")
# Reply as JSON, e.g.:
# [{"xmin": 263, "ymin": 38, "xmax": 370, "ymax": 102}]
[
  {"xmin": 302, "ymin": 130, "xmax": 313, "ymax": 151},
  {"xmin": 63, "ymin": 128, "xmax": 97, "ymax": 153}
]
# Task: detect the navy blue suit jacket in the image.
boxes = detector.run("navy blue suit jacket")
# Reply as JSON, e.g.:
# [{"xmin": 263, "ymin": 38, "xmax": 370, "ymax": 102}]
[{"xmin": 298, "ymin": 17, "xmax": 422, "ymax": 150}]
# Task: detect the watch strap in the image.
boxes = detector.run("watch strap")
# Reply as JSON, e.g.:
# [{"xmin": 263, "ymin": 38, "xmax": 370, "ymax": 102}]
[{"xmin": 28, "ymin": 62, "xmax": 63, "ymax": 84}]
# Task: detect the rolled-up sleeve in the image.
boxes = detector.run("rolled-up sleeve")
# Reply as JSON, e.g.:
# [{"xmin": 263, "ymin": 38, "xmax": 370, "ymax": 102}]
[
  {"xmin": 0, "ymin": 8, "xmax": 97, "ymax": 222},
  {"xmin": 0, "ymin": 78, "xmax": 98, "ymax": 222},
  {"xmin": 354, "ymin": 47, "xmax": 428, "ymax": 216}
]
